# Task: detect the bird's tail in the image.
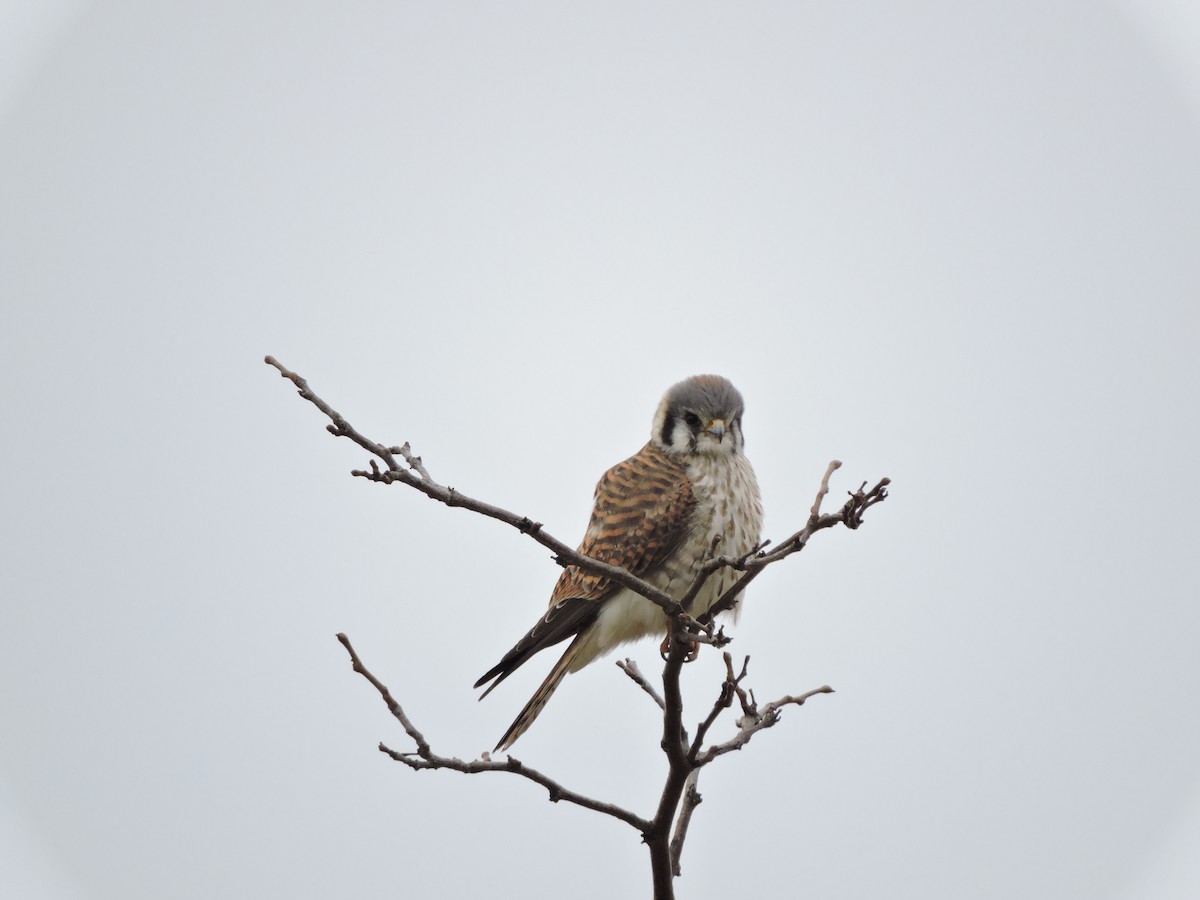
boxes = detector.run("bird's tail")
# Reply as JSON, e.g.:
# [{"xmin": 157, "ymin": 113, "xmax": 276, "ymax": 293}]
[{"xmin": 494, "ymin": 633, "xmax": 585, "ymax": 752}]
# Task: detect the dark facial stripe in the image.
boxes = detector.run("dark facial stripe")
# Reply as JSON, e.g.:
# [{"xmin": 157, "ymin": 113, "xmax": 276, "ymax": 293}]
[{"xmin": 660, "ymin": 412, "xmax": 675, "ymax": 448}]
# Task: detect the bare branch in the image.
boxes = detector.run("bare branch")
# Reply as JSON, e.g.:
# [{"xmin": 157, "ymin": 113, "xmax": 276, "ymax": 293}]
[
  {"xmin": 669, "ymin": 770, "xmax": 702, "ymax": 877},
  {"xmin": 673, "ymin": 543, "xmax": 765, "ymax": 627},
  {"xmin": 264, "ymin": 355, "xmax": 414, "ymax": 478},
  {"xmin": 842, "ymin": 476, "xmax": 891, "ymax": 530},
  {"xmin": 688, "ymin": 652, "xmax": 739, "ymax": 762},
  {"xmin": 810, "ymin": 458, "xmax": 843, "ymax": 522},
  {"xmin": 645, "ymin": 633, "xmax": 694, "ymax": 898},
  {"xmin": 695, "ymin": 684, "xmax": 835, "ymax": 767},
  {"xmin": 335, "ymin": 632, "xmax": 431, "ymax": 758},
  {"xmin": 337, "ymin": 632, "xmax": 651, "ymax": 834},
  {"xmin": 393, "ymin": 440, "xmax": 433, "ymax": 482},
  {"xmin": 617, "ymin": 659, "xmax": 666, "ymax": 710}
]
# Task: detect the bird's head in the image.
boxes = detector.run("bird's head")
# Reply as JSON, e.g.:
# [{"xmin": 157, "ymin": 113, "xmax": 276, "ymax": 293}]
[{"xmin": 651, "ymin": 375, "xmax": 747, "ymax": 458}]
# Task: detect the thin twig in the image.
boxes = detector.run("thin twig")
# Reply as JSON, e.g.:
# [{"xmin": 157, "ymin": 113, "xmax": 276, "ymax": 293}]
[
  {"xmin": 810, "ymin": 459, "xmax": 842, "ymax": 523},
  {"xmin": 336, "ymin": 632, "xmax": 431, "ymax": 758},
  {"xmin": 669, "ymin": 770, "xmax": 702, "ymax": 877},
  {"xmin": 688, "ymin": 653, "xmax": 739, "ymax": 762},
  {"xmin": 695, "ymin": 685, "xmax": 835, "ymax": 767},
  {"xmin": 617, "ymin": 659, "xmax": 666, "ymax": 710}
]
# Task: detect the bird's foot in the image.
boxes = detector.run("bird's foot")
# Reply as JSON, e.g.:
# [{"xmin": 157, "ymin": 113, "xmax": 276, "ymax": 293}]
[{"xmin": 659, "ymin": 634, "xmax": 700, "ymax": 662}]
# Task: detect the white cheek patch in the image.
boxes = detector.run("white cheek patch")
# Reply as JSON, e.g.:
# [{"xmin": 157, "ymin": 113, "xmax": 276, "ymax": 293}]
[{"xmin": 671, "ymin": 419, "xmax": 693, "ymax": 452}]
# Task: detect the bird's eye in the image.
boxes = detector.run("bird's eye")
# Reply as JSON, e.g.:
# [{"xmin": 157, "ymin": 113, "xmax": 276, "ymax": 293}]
[{"xmin": 684, "ymin": 412, "xmax": 702, "ymax": 429}]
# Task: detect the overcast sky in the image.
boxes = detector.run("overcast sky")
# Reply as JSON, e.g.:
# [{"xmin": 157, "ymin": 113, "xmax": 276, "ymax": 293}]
[{"xmin": 2, "ymin": 2, "xmax": 1199, "ymax": 898}]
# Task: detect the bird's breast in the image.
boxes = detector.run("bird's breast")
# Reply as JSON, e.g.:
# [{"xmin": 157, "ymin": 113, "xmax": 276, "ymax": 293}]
[
  {"xmin": 568, "ymin": 452, "xmax": 763, "ymax": 672},
  {"xmin": 674, "ymin": 452, "xmax": 763, "ymax": 617}
]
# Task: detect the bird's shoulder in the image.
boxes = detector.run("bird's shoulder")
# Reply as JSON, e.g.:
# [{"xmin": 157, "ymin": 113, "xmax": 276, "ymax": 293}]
[
  {"xmin": 592, "ymin": 441, "xmax": 692, "ymax": 506},
  {"xmin": 548, "ymin": 443, "xmax": 697, "ymax": 605}
]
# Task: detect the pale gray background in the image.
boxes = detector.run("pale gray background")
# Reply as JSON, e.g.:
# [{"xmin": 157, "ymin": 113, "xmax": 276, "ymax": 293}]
[{"xmin": 2, "ymin": 2, "xmax": 1199, "ymax": 898}]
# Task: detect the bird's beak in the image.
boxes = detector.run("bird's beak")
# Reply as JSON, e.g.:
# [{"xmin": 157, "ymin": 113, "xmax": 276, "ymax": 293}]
[{"xmin": 706, "ymin": 419, "xmax": 726, "ymax": 441}]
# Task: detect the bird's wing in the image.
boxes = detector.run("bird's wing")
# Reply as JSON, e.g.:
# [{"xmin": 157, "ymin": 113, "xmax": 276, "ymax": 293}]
[{"xmin": 474, "ymin": 442, "xmax": 695, "ymax": 695}]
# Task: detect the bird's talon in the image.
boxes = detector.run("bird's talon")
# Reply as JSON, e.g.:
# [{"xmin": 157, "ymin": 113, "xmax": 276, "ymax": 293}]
[{"xmin": 659, "ymin": 635, "xmax": 700, "ymax": 662}]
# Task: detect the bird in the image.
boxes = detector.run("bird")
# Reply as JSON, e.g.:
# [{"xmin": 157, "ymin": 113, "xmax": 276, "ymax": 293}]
[{"xmin": 475, "ymin": 374, "xmax": 763, "ymax": 751}]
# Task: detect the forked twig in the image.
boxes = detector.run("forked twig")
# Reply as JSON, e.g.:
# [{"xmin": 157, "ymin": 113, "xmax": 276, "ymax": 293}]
[
  {"xmin": 618, "ymin": 658, "xmax": 666, "ymax": 710},
  {"xmin": 337, "ymin": 633, "xmax": 651, "ymax": 834}
]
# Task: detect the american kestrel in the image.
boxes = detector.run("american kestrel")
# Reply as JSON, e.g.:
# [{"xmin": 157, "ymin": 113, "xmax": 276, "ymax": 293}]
[{"xmin": 476, "ymin": 375, "xmax": 764, "ymax": 751}]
